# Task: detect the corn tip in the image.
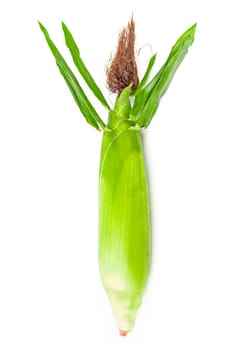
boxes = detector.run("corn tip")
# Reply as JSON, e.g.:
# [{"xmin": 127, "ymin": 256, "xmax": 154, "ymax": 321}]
[{"xmin": 120, "ymin": 329, "xmax": 128, "ymax": 337}]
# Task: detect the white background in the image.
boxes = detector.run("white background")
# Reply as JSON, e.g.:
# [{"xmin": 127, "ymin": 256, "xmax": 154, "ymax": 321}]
[{"xmin": 0, "ymin": 0, "xmax": 232, "ymax": 349}]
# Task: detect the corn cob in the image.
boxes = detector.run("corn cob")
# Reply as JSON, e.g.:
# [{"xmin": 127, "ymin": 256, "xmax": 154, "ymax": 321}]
[
  {"xmin": 99, "ymin": 89, "xmax": 150, "ymax": 334},
  {"xmin": 39, "ymin": 18, "xmax": 196, "ymax": 335}
]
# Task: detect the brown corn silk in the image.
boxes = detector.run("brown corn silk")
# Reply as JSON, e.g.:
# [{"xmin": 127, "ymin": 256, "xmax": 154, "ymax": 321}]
[{"xmin": 106, "ymin": 18, "xmax": 139, "ymax": 93}]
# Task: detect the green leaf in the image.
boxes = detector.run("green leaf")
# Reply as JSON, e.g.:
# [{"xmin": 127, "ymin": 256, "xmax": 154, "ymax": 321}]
[
  {"xmin": 130, "ymin": 55, "xmax": 157, "ymax": 119},
  {"xmin": 131, "ymin": 88, "xmax": 148, "ymax": 121},
  {"xmin": 135, "ymin": 23, "xmax": 196, "ymax": 128},
  {"xmin": 38, "ymin": 22, "xmax": 106, "ymax": 130},
  {"xmin": 62, "ymin": 22, "xmax": 110, "ymax": 110},
  {"xmin": 132, "ymin": 54, "xmax": 156, "ymax": 96}
]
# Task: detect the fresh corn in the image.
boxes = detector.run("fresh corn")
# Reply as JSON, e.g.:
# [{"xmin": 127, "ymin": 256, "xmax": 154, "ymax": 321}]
[{"xmin": 39, "ymin": 18, "xmax": 196, "ymax": 335}]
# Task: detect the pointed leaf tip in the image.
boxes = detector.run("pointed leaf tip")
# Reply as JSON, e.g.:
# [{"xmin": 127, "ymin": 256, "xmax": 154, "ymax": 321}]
[
  {"xmin": 133, "ymin": 53, "xmax": 157, "ymax": 96},
  {"xmin": 38, "ymin": 21, "xmax": 45, "ymax": 31},
  {"xmin": 38, "ymin": 21, "xmax": 106, "ymax": 130},
  {"xmin": 135, "ymin": 23, "xmax": 197, "ymax": 128},
  {"xmin": 61, "ymin": 22, "xmax": 110, "ymax": 110}
]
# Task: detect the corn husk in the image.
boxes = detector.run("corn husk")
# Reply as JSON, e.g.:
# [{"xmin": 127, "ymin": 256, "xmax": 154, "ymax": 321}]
[{"xmin": 99, "ymin": 88, "xmax": 150, "ymax": 333}]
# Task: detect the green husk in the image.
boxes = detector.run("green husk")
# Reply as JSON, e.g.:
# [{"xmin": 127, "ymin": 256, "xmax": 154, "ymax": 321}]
[
  {"xmin": 99, "ymin": 88, "xmax": 150, "ymax": 332},
  {"xmin": 39, "ymin": 20, "xmax": 196, "ymax": 334}
]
